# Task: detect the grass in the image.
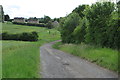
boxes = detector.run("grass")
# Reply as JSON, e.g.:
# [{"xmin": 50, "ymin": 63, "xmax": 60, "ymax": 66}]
[
  {"xmin": 0, "ymin": 23, "xmax": 2, "ymax": 79},
  {"xmin": 2, "ymin": 23, "xmax": 60, "ymax": 78},
  {"xmin": 53, "ymin": 42, "xmax": 118, "ymax": 72},
  {"xmin": 0, "ymin": 41, "xmax": 2, "ymax": 79},
  {"xmin": 2, "ymin": 41, "xmax": 40, "ymax": 78}
]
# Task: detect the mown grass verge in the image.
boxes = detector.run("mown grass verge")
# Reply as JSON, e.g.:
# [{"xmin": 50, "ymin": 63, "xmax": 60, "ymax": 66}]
[
  {"xmin": 2, "ymin": 23, "xmax": 60, "ymax": 78},
  {"xmin": 53, "ymin": 42, "xmax": 118, "ymax": 72}
]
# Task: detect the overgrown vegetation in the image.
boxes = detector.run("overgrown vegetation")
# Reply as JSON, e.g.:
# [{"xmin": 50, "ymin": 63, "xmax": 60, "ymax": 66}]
[{"xmin": 59, "ymin": 2, "xmax": 120, "ymax": 50}]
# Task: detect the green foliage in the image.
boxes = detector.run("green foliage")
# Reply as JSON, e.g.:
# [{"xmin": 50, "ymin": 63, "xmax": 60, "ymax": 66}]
[
  {"xmin": 60, "ymin": 12, "xmax": 80, "ymax": 43},
  {"xmin": 44, "ymin": 15, "xmax": 51, "ymax": 23},
  {"xmin": 4, "ymin": 14, "xmax": 10, "ymax": 21},
  {"xmin": 53, "ymin": 18, "xmax": 60, "ymax": 22},
  {"xmin": 26, "ymin": 23, "xmax": 46, "ymax": 27},
  {"xmin": 73, "ymin": 17, "xmax": 88, "ymax": 43},
  {"xmin": 52, "ymin": 42, "xmax": 62, "ymax": 49},
  {"xmin": 12, "ymin": 22, "xmax": 46, "ymax": 27},
  {"xmin": 2, "ymin": 32, "xmax": 39, "ymax": 41},
  {"xmin": 107, "ymin": 17, "xmax": 120, "ymax": 49},
  {"xmin": 60, "ymin": 2, "xmax": 119, "ymax": 50},
  {"xmin": 12, "ymin": 22, "xmax": 27, "ymax": 25},
  {"xmin": 46, "ymin": 21, "xmax": 53, "ymax": 29},
  {"xmin": 85, "ymin": 2, "xmax": 115, "ymax": 46},
  {"xmin": 39, "ymin": 18, "xmax": 44, "ymax": 23},
  {"xmin": 72, "ymin": 5, "xmax": 88, "ymax": 18}
]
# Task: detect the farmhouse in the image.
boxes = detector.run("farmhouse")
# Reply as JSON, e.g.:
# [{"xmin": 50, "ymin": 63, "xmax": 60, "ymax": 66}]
[
  {"xmin": 27, "ymin": 18, "xmax": 39, "ymax": 24},
  {"xmin": 13, "ymin": 17, "xmax": 25, "ymax": 23},
  {"xmin": 52, "ymin": 21, "xmax": 59, "ymax": 27}
]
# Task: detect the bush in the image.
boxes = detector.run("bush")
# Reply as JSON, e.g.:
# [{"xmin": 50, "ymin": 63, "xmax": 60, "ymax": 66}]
[
  {"xmin": 46, "ymin": 21, "xmax": 53, "ymax": 29},
  {"xmin": 60, "ymin": 12, "xmax": 80, "ymax": 43},
  {"xmin": 12, "ymin": 22, "xmax": 27, "ymax": 25},
  {"xmin": 2, "ymin": 32, "xmax": 39, "ymax": 41},
  {"xmin": 26, "ymin": 23, "xmax": 46, "ymax": 27},
  {"xmin": 12, "ymin": 22, "xmax": 46, "ymax": 27}
]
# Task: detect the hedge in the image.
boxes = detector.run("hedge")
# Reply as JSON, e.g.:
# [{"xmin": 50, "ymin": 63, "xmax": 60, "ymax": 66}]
[
  {"xmin": 12, "ymin": 22, "xmax": 46, "ymax": 27},
  {"xmin": 1, "ymin": 32, "xmax": 39, "ymax": 41}
]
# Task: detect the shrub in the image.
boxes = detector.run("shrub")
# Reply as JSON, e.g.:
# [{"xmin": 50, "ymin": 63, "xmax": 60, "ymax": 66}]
[
  {"xmin": 12, "ymin": 22, "xmax": 27, "ymax": 25},
  {"xmin": 12, "ymin": 22, "xmax": 46, "ymax": 27},
  {"xmin": 2, "ymin": 32, "xmax": 39, "ymax": 41},
  {"xmin": 60, "ymin": 12, "xmax": 80, "ymax": 43},
  {"xmin": 2, "ymin": 32, "xmax": 10, "ymax": 40},
  {"xmin": 46, "ymin": 21, "xmax": 53, "ymax": 29}
]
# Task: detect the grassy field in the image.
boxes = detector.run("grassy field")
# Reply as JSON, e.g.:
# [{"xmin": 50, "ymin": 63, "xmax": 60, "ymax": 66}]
[
  {"xmin": 2, "ymin": 23, "xmax": 60, "ymax": 78},
  {"xmin": 0, "ymin": 23, "xmax": 2, "ymax": 79},
  {"xmin": 53, "ymin": 42, "xmax": 118, "ymax": 72},
  {"xmin": 0, "ymin": 41, "xmax": 2, "ymax": 79}
]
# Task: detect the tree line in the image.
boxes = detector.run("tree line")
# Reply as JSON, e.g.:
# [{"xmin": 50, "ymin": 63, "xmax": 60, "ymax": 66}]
[{"xmin": 59, "ymin": 1, "xmax": 120, "ymax": 50}]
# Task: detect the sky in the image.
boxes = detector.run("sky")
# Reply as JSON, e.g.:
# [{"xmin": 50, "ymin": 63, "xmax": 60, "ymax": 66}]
[{"xmin": 0, "ymin": 0, "xmax": 111, "ymax": 19}]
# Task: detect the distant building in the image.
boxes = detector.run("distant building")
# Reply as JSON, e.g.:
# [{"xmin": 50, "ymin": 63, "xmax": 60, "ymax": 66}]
[
  {"xmin": 13, "ymin": 17, "xmax": 25, "ymax": 23},
  {"xmin": 52, "ymin": 21, "xmax": 59, "ymax": 27},
  {"xmin": 27, "ymin": 18, "xmax": 39, "ymax": 24},
  {"xmin": 0, "ymin": 5, "xmax": 4, "ymax": 22}
]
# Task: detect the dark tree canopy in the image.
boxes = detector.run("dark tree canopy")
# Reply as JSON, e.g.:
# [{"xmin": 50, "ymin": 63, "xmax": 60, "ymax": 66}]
[{"xmin": 4, "ymin": 14, "xmax": 10, "ymax": 21}]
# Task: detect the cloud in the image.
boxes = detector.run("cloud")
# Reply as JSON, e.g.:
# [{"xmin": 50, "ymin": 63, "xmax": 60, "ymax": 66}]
[{"xmin": 1, "ymin": 0, "xmax": 97, "ymax": 19}]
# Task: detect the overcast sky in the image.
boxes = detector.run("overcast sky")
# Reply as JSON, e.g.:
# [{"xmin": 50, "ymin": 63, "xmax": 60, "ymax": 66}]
[{"xmin": 0, "ymin": 0, "xmax": 102, "ymax": 19}]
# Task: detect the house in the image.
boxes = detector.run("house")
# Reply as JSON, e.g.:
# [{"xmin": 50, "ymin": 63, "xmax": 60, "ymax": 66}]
[
  {"xmin": 52, "ymin": 21, "xmax": 59, "ymax": 27},
  {"xmin": 13, "ymin": 17, "xmax": 25, "ymax": 23},
  {"xmin": 27, "ymin": 18, "xmax": 39, "ymax": 24}
]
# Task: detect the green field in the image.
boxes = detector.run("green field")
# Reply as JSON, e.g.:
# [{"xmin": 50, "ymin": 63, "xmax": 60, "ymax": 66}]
[
  {"xmin": 0, "ymin": 40, "xmax": 2, "ymax": 79},
  {"xmin": 0, "ymin": 22, "xmax": 2, "ymax": 79},
  {"xmin": 2, "ymin": 23, "xmax": 60, "ymax": 78},
  {"xmin": 53, "ymin": 42, "xmax": 118, "ymax": 72}
]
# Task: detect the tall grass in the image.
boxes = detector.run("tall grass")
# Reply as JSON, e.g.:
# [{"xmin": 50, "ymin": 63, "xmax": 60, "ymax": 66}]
[
  {"xmin": 53, "ymin": 42, "xmax": 118, "ymax": 72},
  {"xmin": 2, "ymin": 23, "xmax": 61, "ymax": 78},
  {"xmin": 2, "ymin": 41, "xmax": 40, "ymax": 78},
  {"xmin": 0, "ymin": 41, "xmax": 2, "ymax": 79}
]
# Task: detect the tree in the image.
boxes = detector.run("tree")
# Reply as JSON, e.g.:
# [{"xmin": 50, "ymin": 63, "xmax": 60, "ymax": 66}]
[
  {"xmin": 60, "ymin": 12, "xmax": 80, "ymax": 43},
  {"xmin": 44, "ymin": 15, "xmax": 51, "ymax": 23},
  {"xmin": 73, "ymin": 17, "xmax": 88, "ymax": 43},
  {"xmin": 4, "ymin": 14, "xmax": 10, "ymax": 21},
  {"xmin": 72, "ymin": 5, "xmax": 89, "ymax": 18},
  {"xmin": 46, "ymin": 21, "xmax": 53, "ymax": 29},
  {"xmin": 85, "ymin": 2, "xmax": 115, "ymax": 46},
  {"xmin": 39, "ymin": 18, "xmax": 44, "ymax": 23},
  {"xmin": 107, "ymin": 9, "xmax": 120, "ymax": 49},
  {"xmin": 53, "ymin": 18, "xmax": 60, "ymax": 22}
]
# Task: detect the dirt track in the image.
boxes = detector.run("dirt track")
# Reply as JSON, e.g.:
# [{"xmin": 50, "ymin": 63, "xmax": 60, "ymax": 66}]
[{"xmin": 40, "ymin": 40, "xmax": 118, "ymax": 78}]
